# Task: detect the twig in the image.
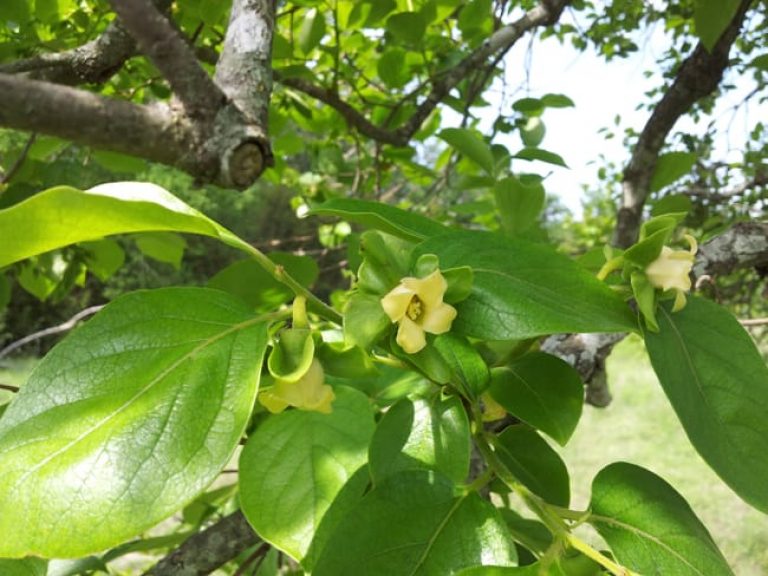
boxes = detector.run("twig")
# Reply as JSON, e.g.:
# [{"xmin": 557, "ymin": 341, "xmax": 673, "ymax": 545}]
[
  {"xmin": 232, "ymin": 543, "xmax": 270, "ymax": 576},
  {"xmin": 0, "ymin": 133, "xmax": 36, "ymax": 185},
  {"xmin": 0, "ymin": 383, "xmax": 20, "ymax": 393},
  {"xmin": 0, "ymin": 305, "xmax": 104, "ymax": 361},
  {"xmin": 740, "ymin": 317, "xmax": 768, "ymax": 327}
]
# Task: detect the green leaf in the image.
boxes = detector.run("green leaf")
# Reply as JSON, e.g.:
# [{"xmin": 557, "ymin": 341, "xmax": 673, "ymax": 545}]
[
  {"xmin": 590, "ymin": 462, "xmax": 734, "ymax": 575},
  {"xmin": 512, "ymin": 98, "xmax": 543, "ymax": 116},
  {"xmin": 439, "ymin": 128, "xmax": 497, "ymax": 176},
  {"xmin": 313, "ymin": 470, "xmax": 516, "ymax": 575},
  {"xmin": 208, "ymin": 252, "xmax": 318, "ymax": 311},
  {"xmin": 0, "ymin": 182, "xmax": 255, "ymax": 269},
  {"xmin": 693, "ymin": 0, "xmax": 740, "ymax": 52},
  {"xmin": 514, "ymin": 147, "xmax": 568, "ymax": 168},
  {"xmin": 416, "ymin": 231, "xmax": 637, "ymax": 340},
  {"xmin": 630, "ymin": 271, "xmax": 658, "ymax": 332},
  {"xmin": 299, "ymin": 8, "xmax": 327, "ymax": 53},
  {"xmin": 80, "ymin": 239, "xmax": 125, "ymax": 281},
  {"xmin": 343, "ymin": 292, "xmax": 391, "ymax": 349},
  {"xmin": 541, "ymin": 93, "xmax": 575, "ymax": 108},
  {"xmin": 651, "ymin": 193, "xmax": 693, "ymax": 217},
  {"xmin": 457, "ymin": 557, "xmax": 599, "ymax": 576},
  {"xmin": 644, "ymin": 297, "xmax": 768, "ymax": 513},
  {"xmin": 386, "ymin": 11, "xmax": 427, "ymax": 45},
  {"xmin": 489, "ymin": 352, "xmax": 583, "ymax": 446},
  {"xmin": 135, "ymin": 231, "xmax": 187, "ymax": 269},
  {"xmin": 433, "ymin": 334, "xmax": 490, "ymax": 398},
  {"xmin": 519, "ymin": 117, "xmax": 546, "ymax": 148},
  {"xmin": 0, "ymin": 558, "xmax": 47, "ymax": 576},
  {"xmin": 0, "ymin": 287, "xmax": 268, "ymax": 558},
  {"xmin": 369, "ymin": 395, "xmax": 470, "ymax": 484},
  {"xmin": 92, "ymin": 150, "xmax": 147, "ymax": 173},
  {"xmin": 493, "ymin": 176, "xmax": 545, "ymax": 235},
  {"xmin": 495, "ymin": 425, "xmax": 570, "ymax": 507},
  {"xmin": 239, "ymin": 387, "xmax": 375, "ymax": 568},
  {"xmin": 458, "ymin": 0, "xmax": 492, "ymax": 36},
  {"xmin": 650, "ymin": 152, "xmax": 697, "ymax": 192},
  {"xmin": 17, "ymin": 252, "xmax": 67, "ymax": 301},
  {"xmin": 0, "ymin": 0, "xmax": 29, "ymax": 23},
  {"xmin": 378, "ymin": 47, "xmax": 409, "ymax": 89},
  {"xmin": 309, "ymin": 198, "xmax": 448, "ymax": 242}
]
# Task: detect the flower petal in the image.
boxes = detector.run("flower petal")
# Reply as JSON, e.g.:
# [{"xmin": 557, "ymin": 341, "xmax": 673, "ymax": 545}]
[
  {"xmin": 397, "ymin": 316, "xmax": 426, "ymax": 354},
  {"xmin": 421, "ymin": 301, "xmax": 457, "ymax": 335},
  {"xmin": 259, "ymin": 389, "xmax": 290, "ymax": 414},
  {"xmin": 645, "ymin": 247, "xmax": 693, "ymax": 292},
  {"xmin": 381, "ymin": 284, "xmax": 415, "ymax": 323},
  {"xmin": 403, "ymin": 270, "xmax": 447, "ymax": 308}
]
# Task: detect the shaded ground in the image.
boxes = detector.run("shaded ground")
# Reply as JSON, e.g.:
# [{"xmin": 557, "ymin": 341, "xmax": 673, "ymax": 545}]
[{"xmin": 560, "ymin": 335, "xmax": 768, "ymax": 575}]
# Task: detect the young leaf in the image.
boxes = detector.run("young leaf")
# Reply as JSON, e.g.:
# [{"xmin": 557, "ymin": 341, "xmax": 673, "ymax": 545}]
[
  {"xmin": 489, "ymin": 352, "xmax": 583, "ymax": 446},
  {"xmin": 312, "ymin": 470, "xmax": 516, "ymax": 575},
  {"xmin": 0, "ymin": 182, "xmax": 254, "ymax": 268},
  {"xmin": 495, "ymin": 425, "xmax": 570, "ymax": 507},
  {"xmin": 590, "ymin": 462, "xmax": 734, "ymax": 575},
  {"xmin": 416, "ymin": 231, "xmax": 637, "ymax": 340},
  {"xmin": 439, "ymin": 128, "xmax": 497, "ymax": 176},
  {"xmin": 309, "ymin": 198, "xmax": 448, "ymax": 242},
  {"xmin": 514, "ymin": 147, "xmax": 568, "ymax": 168},
  {"xmin": 239, "ymin": 387, "xmax": 374, "ymax": 568},
  {"xmin": 369, "ymin": 395, "xmax": 471, "ymax": 484},
  {"xmin": 433, "ymin": 333, "xmax": 490, "ymax": 399},
  {"xmin": 650, "ymin": 152, "xmax": 697, "ymax": 192},
  {"xmin": 0, "ymin": 287, "xmax": 268, "ymax": 558},
  {"xmin": 644, "ymin": 297, "xmax": 768, "ymax": 513}
]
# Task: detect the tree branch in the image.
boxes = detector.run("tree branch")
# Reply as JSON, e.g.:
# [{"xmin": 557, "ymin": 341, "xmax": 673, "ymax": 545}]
[
  {"xmin": 0, "ymin": 73, "xmax": 214, "ymax": 179},
  {"xmin": 108, "ymin": 0, "xmax": 224, "ymax": 119},
  {"xmin": 277, "ymin": 0, "xmax": 570, "ymax": 147},
  {"xmin": 142, "ymin": 511, "xmax": 260, "ymax": 576},
  {"xmin": 212, "ymin": 0, "xmax": 276, "ymax": 186},
  {"xmin": 612, "ymin": 0, "xmax": 754, "ymax": 248},
  {"xmin": 0, "ymin": 133, "xmax": 36, "ymax": 185}
]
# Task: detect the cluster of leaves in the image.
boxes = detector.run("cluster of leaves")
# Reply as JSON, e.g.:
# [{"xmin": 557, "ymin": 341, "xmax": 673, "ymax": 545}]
[{"xmin": 0, "ymin": 179, "xmax": 765, "ymax": 576}]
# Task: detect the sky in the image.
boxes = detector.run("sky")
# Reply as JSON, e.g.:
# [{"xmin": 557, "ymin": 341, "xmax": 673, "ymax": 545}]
[{"xmin": 449, "ymin": 14, "xmax": 764, "ymax": 216}]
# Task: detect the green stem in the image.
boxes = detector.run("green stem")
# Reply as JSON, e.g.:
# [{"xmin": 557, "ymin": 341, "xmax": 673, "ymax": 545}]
[
  {"xmin": 222, "ymin": 231, "xmax": 343, "ymax": 325},
  {"xmin": 566, "ymin": 533, "xmax": 639, "ymax": 576}
]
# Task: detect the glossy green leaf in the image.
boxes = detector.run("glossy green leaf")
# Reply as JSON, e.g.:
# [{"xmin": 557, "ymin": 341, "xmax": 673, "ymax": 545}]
[
  {"xmin": 416, "ymin": 231, "xmax": 637, "ymax": 340},
  {"xmin": 309, "ymin": 198, "xmax": 448, "ymax": 242},
  {"xmin": 239, "ymin": 387, "xmax": 375, "ymax": 568},
  {"xmin": 439, "ymin": 128, "xmax": 496, "ymax": 176},
  {"xmin": 645, "ymin": 297, "xmax": 768, "ymax": 513},
  {"xmin": 299, "ymin": 8, "xmax": 327, "ymax": 53},
  {"xmin": 313, "ymin": 470, "xmax": 516, "ymax": 575},
  {"xmin": 369, "ymin": 395, "xmax": 470, "ymax": 484},
  {"xmin": 433, "ymin": 333, "xmax": 490, "ymax": 398},
  {"xmin": 80, "ymin": 238, "xmax": 125, "ymax": 281},
  {"xmin": 489, "ymin": 352, "xmax": 583, "ymax": 445},
  {"xmin": 650, "ymin": 152, "xmax": 697, "ymax": 192},
  {"xmin": 208, "ymin": 252, "xmax": 318, "ymax": 311},
  {"xmin": 0, "ymin": 287, "xmax": 268, "ymax": 558},
  {"xmin": 458, "ymin": 555, "xmax": 600, "ymax": 576},
  {"xmin": 496, "ymin": 425, "xmax": 570, "ymax": 506},
  {"xmin": 590, "ymin": 462, "xmax": 734, "ymax": 575},
  {"xmin": 693, "ymin": 0, "xmax": 740, "ymax": 52},
  {"xmin": 514, "ymin": 147, "xmax": 568, "ymax": 168},
  {"xmin": 0, "ymin": 182, "xmax": 254, "ymax": 269},
  {"xmin": 343, "ymin": 292, "xmax": 391, "ymax": 349},
  {"xmin": 0, "ymin": 558, "xmax": 47, "ymax": 576},
  {"xmin": 134, "ymin": 231, "xmax": 186, "ymax": 269},
  {"xmin": 493, "ymin": 176, "xmax": 545, "ymax": 235}
]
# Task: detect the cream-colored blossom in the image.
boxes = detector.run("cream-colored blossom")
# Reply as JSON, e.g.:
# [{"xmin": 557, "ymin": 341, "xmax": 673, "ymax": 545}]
[
  {"xmin": 380, "ymin": 269, "xmax": 457, "ymax": 354},
  {"xmin": 645, "ymin": 234, "xmax": 698, "ymax": 311},
  {"xmin": 259, "ymin": 359, "xmax": 335, "ymax": 414}
]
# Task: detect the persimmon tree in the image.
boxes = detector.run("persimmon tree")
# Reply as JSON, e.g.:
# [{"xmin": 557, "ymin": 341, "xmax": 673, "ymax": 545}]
[{"xmin": 0, "ymin": 1, "xmax": 767, "ymax": 575}]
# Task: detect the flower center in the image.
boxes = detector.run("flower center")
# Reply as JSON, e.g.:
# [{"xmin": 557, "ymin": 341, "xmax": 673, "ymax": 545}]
[{"xmin": 406, "ymin": 295, "xmax": 423, "ymax": 321}]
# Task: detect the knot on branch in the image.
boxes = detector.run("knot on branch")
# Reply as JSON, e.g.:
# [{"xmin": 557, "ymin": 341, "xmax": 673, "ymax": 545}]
[{"xmin": 227, "ymin": 139, "xmax": 272, "ymax": 189}]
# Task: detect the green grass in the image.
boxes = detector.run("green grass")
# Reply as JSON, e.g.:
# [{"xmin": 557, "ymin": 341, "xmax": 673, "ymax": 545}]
[{"xmin": 560, "ymin": 335, "xmax": 768, "ymax": 575}]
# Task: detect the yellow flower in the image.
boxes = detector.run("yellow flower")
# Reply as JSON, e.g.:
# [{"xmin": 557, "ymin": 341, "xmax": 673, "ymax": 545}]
[
  {"xmin": 259, "ymin": 359, "xmax": 335, "ymax": 414},
  {"xmin": 645, "ymin": 234, "xmax": 697, "ymax": 311},
  {"xmin": 380, "ymin": 269, "xmax": 457, "ymax": 354}
]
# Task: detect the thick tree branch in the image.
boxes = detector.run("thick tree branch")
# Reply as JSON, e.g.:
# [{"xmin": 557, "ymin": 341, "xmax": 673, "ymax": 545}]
[
  {"xmin": 613, "ymin": 0, "xmax": 753, "ymax": 248},
  {"xmin": 0, "ymin": 73, "xmax": 214, "ymax": 179},
  {"xmin": 142, "ymin": 511, "xmax": 259, "ymax": 576},
  {"xmin": 212, "ymin": 0, "xmax": 276, "ymax": 186},
  {"xmin": 0, "ymin": 0, "xmax": 172, "ymax": 85},
  {"xmin": 277, "ymin": 0, "xmax": 570, "ymax": 146},
  {"xmin": 108, "ymin": 0, "xmax": 224, "ymax": 119}
]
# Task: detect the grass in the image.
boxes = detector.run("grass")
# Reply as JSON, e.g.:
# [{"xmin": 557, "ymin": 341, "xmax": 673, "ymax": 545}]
[
  {"xmin": 3, "ymin": 344, "xmax": 767, "ymax": 574},
  {"xmin": 559, "ymin": 335, "xmax": 768, "ymax": 575}
]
